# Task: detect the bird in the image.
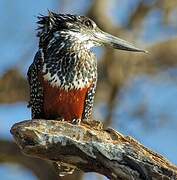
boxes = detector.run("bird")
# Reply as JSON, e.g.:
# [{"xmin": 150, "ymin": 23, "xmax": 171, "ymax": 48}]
[{"xmin": 27, "ymin": 11, "xmax": 146, "ymax": 176}]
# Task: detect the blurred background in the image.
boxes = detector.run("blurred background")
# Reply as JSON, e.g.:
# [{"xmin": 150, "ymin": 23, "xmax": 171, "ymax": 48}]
[{"xmin": 0, "ymin": 0, "xmax": 177, "ymax": 179}]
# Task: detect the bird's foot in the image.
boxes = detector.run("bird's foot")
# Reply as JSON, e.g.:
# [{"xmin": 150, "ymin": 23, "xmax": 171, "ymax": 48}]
[
  {"xmin": 71, "ymin": 118, "xmax": 81, "ymax": 125},
  {"xmin": 55, "ymin": 116, "xmax": 65, "ymax": 122},
  {"xmin": 81, "ymin": 119, "xmax": 104, "ymax": 130}
]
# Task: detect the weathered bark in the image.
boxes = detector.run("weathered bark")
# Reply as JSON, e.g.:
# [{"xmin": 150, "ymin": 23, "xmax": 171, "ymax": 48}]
[
  {"xmin": 0, "ymin": 140, "xmax": 84, "ymax": 180},
  {"xmin": 11, "ymin": 119, "xmax": 177, "ymax": 180}
]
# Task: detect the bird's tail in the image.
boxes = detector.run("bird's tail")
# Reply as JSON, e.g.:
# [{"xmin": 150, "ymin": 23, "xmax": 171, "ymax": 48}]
[{"xmin": 53, "ymin": 162, "xmax": 75, "ymax": 177}]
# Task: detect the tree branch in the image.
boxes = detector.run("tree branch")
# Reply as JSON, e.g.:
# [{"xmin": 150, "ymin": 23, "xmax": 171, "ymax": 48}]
[{"xmin": 11, "ymin": 119, "xmax": 177, "ymax": 180}]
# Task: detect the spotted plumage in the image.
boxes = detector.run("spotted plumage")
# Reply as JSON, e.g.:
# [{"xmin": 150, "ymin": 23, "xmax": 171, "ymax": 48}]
[
  {"xmin": 27, "ymin": 11, "xmax": 146, "ymax": 176},
  {"xmin": 27, "ymin": 49, "xmax": 44, "ymax": 119},
  {"xmin": 28, "ymin": 12, "xmax": 97, "ymax": 122}
]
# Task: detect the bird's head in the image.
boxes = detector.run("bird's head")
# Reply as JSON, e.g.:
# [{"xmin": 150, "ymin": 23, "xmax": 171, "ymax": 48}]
[{"xmin": 37, "ymin": 11, "xmax": 146, "ymax": 52}]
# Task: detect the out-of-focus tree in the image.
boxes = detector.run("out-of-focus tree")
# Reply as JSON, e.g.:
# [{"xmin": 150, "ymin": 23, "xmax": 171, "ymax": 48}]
[{"xmin": 1, "ymin": 0, "xmax": 177, "ymax": 179}]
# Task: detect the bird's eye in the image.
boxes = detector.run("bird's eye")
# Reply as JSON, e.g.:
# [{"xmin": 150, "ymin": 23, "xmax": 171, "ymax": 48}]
[{"xmin": 84, "ymin": 19, "xmax": 94, "ymax": 28}]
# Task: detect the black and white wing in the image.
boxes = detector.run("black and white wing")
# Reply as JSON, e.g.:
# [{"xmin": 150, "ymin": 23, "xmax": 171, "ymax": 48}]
[{"xmin": 27, "ymin": 49, "xmax": 44, "ymax": 119}]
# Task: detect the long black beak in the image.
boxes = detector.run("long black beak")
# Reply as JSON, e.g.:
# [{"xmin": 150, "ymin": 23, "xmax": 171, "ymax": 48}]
[{"xmin": 95, "ymin": 30, "xmax": 147, "ymax": 53}]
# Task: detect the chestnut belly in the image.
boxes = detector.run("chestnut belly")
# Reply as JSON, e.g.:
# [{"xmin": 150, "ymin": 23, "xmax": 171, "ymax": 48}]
[{"xmin": 43, "ymin": 81, "xmax": 90, "ymax": 122}]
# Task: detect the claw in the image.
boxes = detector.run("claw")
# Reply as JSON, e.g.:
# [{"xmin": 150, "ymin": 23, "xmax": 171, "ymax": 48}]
[
  {"xmin": 72, "ymin": 118, "xmax": 81, "ymax": 125},
  {"xmin": 56, "ymin": 116, "xmax": 65, "ymax": 121}
]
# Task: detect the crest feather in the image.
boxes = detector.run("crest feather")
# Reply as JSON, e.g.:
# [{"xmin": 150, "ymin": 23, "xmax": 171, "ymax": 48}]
[{"xmin": 37, "ymin": 11, "xmax": 78, "ymax": 37}]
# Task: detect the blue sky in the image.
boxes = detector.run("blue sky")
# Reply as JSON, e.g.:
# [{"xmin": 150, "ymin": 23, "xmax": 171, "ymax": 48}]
[
  {"xmin": 1, "ymin": 0, "xmax": 177, "ymax": 179},
  {"xmin": 0, "ymin": 164, "xmax": 37, "ymax": 180}
]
